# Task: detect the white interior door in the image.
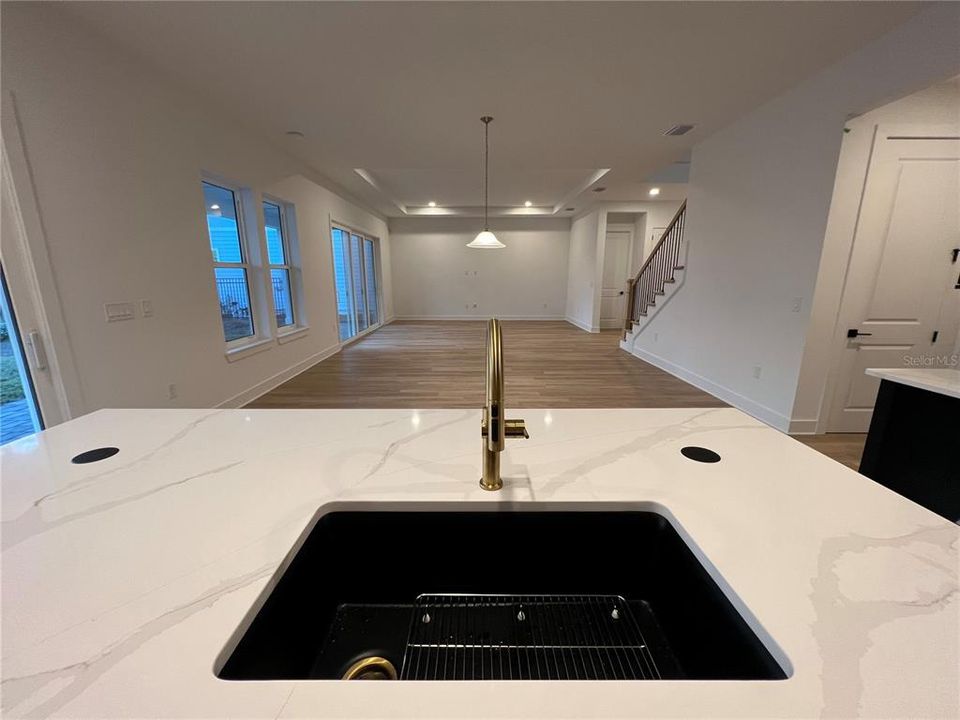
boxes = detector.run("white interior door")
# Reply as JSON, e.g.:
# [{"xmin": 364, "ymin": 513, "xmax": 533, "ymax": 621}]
[
  {"xmin": 828, "ymin": 126, "xmax": 960, "ymax": 432},
  {"xmin": 600, "ymin": 229, "xmax": 631, "ymax": 329}
]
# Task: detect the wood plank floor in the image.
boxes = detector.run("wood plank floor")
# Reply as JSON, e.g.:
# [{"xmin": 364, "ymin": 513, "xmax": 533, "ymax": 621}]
[
  {"xmin": 252, "ymin": 320, "xmax": 726, "ymax": 408},
  {"xmin": 252, "ymin": 320, "xmax": 865, "ymax": 467}
]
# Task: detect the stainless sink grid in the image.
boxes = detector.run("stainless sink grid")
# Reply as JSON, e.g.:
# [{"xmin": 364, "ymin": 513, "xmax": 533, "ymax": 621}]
[{"xmin": 399, "ymin": 594, "xmax": 661, "ymax": 680}]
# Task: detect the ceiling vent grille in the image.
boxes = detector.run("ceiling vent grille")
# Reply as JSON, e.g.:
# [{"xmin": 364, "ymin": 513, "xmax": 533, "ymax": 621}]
[{"xmin": 663, "ymin": 124, "xmax": 695, "ymax": 136}]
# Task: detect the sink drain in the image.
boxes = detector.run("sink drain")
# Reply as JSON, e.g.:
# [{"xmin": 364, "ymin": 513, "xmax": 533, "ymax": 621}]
[{"xmin": 341, "ymin": 656, "xmax": 397, "ymax": 680}]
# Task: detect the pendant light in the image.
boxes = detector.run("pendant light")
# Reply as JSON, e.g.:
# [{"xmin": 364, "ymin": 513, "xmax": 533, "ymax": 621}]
[{"xmin": 467, "ymin": 116, "xmax": 505, "ymax": 249}]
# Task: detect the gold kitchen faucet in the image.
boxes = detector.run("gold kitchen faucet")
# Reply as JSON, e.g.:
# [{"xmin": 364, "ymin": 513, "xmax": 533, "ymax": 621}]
[{"xmin": 479, "ymin": 318, "xmax": 529, "ymax": 491}]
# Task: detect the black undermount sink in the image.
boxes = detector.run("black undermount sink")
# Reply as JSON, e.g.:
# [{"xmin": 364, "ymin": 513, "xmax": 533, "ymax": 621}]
[{"xmin": 217, "ymin": 508, "xmax": 788, "ymax": 681}]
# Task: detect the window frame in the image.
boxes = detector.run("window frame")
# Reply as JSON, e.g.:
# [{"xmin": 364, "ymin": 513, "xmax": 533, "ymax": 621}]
[
  {"xmin": 201, "ymin": 175, "xmax": 270, "ymax": 356},
  {"xmin": 261, "ymin": 195, "xmax": 305, "ymax": 337}
]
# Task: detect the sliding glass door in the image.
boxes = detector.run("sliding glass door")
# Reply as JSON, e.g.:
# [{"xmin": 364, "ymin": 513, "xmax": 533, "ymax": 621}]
[
  {"xmin": 332, "ymin": 226, "xmax": 381, "ymax": 342},
  {"xmin": 0, "ymin": 265, "xmax": 43, "ymax": 444}
]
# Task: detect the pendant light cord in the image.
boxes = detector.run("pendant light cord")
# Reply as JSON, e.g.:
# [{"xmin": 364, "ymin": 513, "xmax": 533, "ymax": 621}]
[{"xmin": 481, "ymin": 116, "xmax": 493, "ymax": 230}]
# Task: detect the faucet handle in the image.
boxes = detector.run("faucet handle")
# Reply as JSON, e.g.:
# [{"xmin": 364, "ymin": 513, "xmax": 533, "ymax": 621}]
[{"xmin": 505, "ymin": 419, "xmax": 529, "ymax": 439}]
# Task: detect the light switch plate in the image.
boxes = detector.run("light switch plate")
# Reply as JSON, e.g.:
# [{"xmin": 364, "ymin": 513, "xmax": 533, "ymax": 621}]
[
  {"xmin": 140, "ymin": 299, "xmax": 154, "ymax": 317},
  {"xmin": 104, "ymin": 302, "xmax": 135, "ymax": 322}
]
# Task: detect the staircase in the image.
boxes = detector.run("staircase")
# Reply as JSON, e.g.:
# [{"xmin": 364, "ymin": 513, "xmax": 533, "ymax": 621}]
[{"xmin": 621, "ymin": 200, "xmax": 687, "ymax": 344}]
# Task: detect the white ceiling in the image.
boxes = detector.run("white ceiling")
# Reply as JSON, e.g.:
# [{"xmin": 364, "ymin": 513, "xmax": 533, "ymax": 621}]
[{"xmin": 61, "ymin": 1, "xmax": 923, "ymax": 217}]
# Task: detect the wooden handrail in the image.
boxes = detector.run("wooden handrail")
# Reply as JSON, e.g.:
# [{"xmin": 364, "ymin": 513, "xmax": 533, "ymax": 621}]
[
  {"xmin": 624, "ymin": 200, "xmax": 687, "ymax": 337},
  {"xmin": 629, "ymin": 200, "xmax": 686, "ymax": 286}
]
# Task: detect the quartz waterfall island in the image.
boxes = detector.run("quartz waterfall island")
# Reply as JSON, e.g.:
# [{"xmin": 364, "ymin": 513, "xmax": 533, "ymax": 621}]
[
  {"xmin": 1, "ymin": 407, "xmax": 957, "ymax": 718},
  {"xmin": 859, "ymin": 368, "xmax": 960, "ymax": 521}
]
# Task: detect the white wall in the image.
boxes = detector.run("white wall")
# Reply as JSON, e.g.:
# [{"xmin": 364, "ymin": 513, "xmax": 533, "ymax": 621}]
[
  {"xmin": 1, "ymin": 3, "xmax": 392, "ymax": 415},
  {"xmin": 791, "ymin": 79, "xmax": 960, "ymax": 433},
  {"xmin": 625, "ymin": 3, "xmax": 960, "ymax": 431},
  {"xmin": 565, "ymin": 211, "xmax": 602, "ymax": 332},
  {"xmin": 389, "ymin": 217, "xmax": 569, "ymax": 319}
]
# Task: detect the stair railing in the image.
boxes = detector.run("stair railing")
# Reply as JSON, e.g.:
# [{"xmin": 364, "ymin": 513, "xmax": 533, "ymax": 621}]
[{"xmin": 623, "ymin": 200, "xmax": 687, "ymax": 338}]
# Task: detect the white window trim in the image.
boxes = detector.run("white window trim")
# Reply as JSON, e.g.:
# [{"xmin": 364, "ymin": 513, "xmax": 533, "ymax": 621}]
[
  {"xmin": 202, "ymin": 174, "xmax": 272, "ymax": 356},
  {"xmin": 262, "ymin": 195, "xmax": 308, "ymax": 336},
  {"xmin": 224, "ymin": 336, "xmax": 274, "ymax": 363}
]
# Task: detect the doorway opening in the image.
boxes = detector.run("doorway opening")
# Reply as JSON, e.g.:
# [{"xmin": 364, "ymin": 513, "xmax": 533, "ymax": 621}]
[
  {"xmin": 331, "ymin": 225, "xmax": 382, "ymax": 343},
  {"xmin": 600, "ymin": 215, "xmax": 637, "ymax": 330}
]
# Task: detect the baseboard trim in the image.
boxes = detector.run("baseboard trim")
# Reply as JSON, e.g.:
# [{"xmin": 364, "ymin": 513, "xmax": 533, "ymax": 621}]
[
  {"xmin": 623, "ymin": 344, "xmax": 791, "ymax": 432},
  {"xmin": 787, "ymin": 418, "xmax": 819, "ymax": 435},
  {"xmin": 394, "ymin": 315, "xmax": 567, "ymax": 321},
  {"xmin": 218, "ymin": 341, "xmax": 342, "ymax": 409},
  {"xmin": 565, "ymin": 316, "xmax": 600, "ymax": 333}
]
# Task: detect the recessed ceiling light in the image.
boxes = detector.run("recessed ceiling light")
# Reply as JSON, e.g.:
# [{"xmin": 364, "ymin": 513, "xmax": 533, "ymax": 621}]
[
  {"xmin": 285, "ymin": 130, "xmax": 305, "ymax": 138},
  {"xmin": 524, "ymin": 200, "xmax": 532, "ymax": 207},
  {"xmin": 210, "ymin": 204, "xmax": 220, "ymax": 210},
  {"xmin": 648, "ymin": 187, "xmax": 661, "ymax": 197},
  {"xmin": 428, "ymin": 201, "xmax": 437, "ymax": 207},
  {"xmin": 592, "ymin": 187, "xmax": 607, "ymax": 193}
]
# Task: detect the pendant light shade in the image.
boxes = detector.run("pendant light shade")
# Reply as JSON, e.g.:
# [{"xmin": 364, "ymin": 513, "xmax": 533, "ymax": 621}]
[
  {"xmin": 467, "ymin": 116, "xmax": 504, "ymax": 249},
  {"xmin": 467, "ymin": 230, "xmax": 505, "ymax": 249}
]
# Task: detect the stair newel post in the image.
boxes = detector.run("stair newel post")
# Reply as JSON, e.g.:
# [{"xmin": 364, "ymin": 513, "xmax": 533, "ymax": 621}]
[{"xmin": 624, "ymin": 277, "xmax": 637, "ymax": 339}]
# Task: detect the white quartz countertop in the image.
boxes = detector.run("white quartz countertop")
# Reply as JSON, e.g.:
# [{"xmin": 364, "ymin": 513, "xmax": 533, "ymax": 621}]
[
  {"xmin": 865, "ymin": 367, "xmax": 960, "ymax": 399},
  {"xmin": 1, "ymin": 408, "xmax": 957, "ymax": 719}
]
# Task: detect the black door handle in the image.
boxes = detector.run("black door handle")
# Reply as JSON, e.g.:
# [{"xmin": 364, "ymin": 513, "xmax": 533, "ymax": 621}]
[
  {"xmin": 619, "ymin": 291, "xmax": 625, "ymax": 295},
  {"xmin": 847, "ymin": 329, "xmax": 873, "ymax": 338}
]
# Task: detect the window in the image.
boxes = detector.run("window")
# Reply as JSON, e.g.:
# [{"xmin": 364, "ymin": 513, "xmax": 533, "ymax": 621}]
[
  {"xmin": 332, "ymin": 225, "xmax": 381, "ymax": 342},
  {"xmin": 203, "ymin": 181, "xmax": 255, "ymax": 343},
  {"xmin": 263, "ymin": 199, "xmax": 296, "ymax": 329}
]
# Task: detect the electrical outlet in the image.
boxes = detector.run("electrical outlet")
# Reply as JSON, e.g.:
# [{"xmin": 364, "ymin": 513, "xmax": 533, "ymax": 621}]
[
  {"xmin": 653, "ymin": 332, "xmax": 659, "ymax": 342},
  {"xmin": 791, "ymin": 297, "xmax": 802, "ymax": 313},
  {"xmin": 752, "ymin": 366, "xmax": 762, "ymax": 380},
  {"xmin": 167, "ymin": 383, "xmax": 178, "ymax": 400}
]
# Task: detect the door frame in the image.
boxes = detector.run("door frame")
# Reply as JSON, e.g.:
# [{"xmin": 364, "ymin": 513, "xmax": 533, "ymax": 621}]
[
  {"xmin": 821, "ymin": 123, "xmax": 960, "ymax": 433},
  {"xmin": 1, "ymin": 91, "xmax": 83, "ymax": 424},
  {"xmin": 599, "ymin": 223, "xmax": 635, "ymax": 329},
  {"xmin": 328, "ymin": 217, "xmax": 384, "ymax": 347}
]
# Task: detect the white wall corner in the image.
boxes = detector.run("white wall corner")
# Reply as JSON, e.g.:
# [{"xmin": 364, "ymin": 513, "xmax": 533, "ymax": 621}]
[{"xmin": 565, "ymin": 316, "xmax": 599, "ymax": 333}]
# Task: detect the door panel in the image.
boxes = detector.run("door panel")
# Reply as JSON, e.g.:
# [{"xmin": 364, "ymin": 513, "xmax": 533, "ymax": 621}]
[
  {"xmin": 350, "ymin": 234, "xmax": 368, "ymax": 334},
  {"xmin": 600, "ymin": 230, "xmax": 631, "ymax": 329},
  {"xmin": 332, "ymin": 228, "xmax": 354, "ymax": 341},
  {"xmin": 828, "ymin": 129, "xmax": 960, "ymax": 432},
  {"xmin": 363, "ymin": 238, "xmax": 379, "ymax": 327}
]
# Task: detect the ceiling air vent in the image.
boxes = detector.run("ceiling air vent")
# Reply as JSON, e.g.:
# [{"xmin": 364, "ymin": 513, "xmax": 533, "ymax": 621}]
[{"xmin": 663, "ymin": 124, "xmax": 695, "ymax": 137}]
